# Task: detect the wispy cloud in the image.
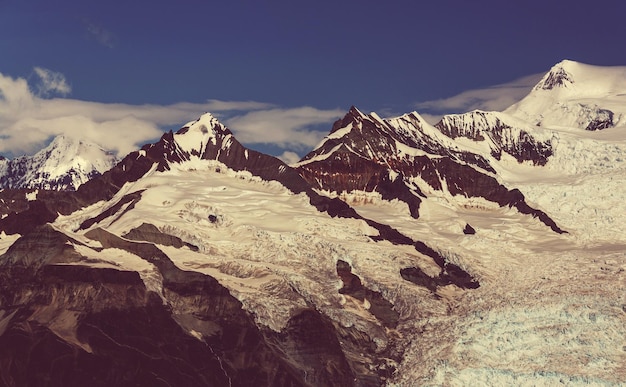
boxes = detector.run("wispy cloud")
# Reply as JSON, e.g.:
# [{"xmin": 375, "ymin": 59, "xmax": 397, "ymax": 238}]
[
  {"xmin": 83, "ymin": 19, "xmax": 116, "ymax": 48},
  {"xmin": 415, "ymin": 73, "xmax": 543, "ymax": 115},
  {"xmin": 276, "ymin": 151, "xmax": 301, "ymax": 165},
  {"xmin": 0, "ymin": 68, "xmax": 343, "ymax": 158},
  {"xmin": 225, "ymin": 107, "xmax": 344, "ymax": 150},
  {"xmin": 33, "ymin": 67, "xmax": 71, "ymax": 97}
]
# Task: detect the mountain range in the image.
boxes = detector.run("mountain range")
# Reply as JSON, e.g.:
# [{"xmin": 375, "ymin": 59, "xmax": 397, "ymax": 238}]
[{"xmin": 0, "ymin": 60, "xmax": 624, "ymax": 386}]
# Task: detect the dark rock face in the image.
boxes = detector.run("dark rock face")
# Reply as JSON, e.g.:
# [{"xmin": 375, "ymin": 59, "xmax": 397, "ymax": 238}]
[
  {"xmin": 435, "ymin": 111, "xmax": 553, "ymax": 165},
  {"xmin": 122, "ymin": 222, "xmax": 199, "ymax": 251},
  {"xmin": 534, "ymin": 65, "xmax": 574, "ymax": 90},
  {"xmin": 336, "ymin": 260, "xmax": 399, "ymax": 328},
  {"xmin": 0, "ymin": 199, "xmax": 58, "ymax": 236},
  {"xmin": 79, "ymin": 191, "xmax": 145, "ymax": 230},
  {"xmin": 585, "ymin": 108, "xmax": 614, "ymax": 131},
  {"xmin": 267, "ymin": 309, "xmax": 356, "ymax": 386},
  {"xmin": 463, "ymin": 223, "xmax": 476, "ymax": 235},
  {"xmin": 298, "ymin": 107, "xmax": 564, "ymax": 234},
  {"xmin": 0, "ymin": 224, "xmax": 83, "ymax": 269},
  {"xmin": 0, "ymin": 226, "xmax": 363, "ymax": 386},
  {"xmin": 0, "ymin": 270, "xmax": 266, "ymax": 387},
  {"xmin": 400, "ymin": 264, "xmax": 480, "ymax": 291},
  {"xmin": 297, "ymin": 150, "xmax": 424, "ymax": 218}
]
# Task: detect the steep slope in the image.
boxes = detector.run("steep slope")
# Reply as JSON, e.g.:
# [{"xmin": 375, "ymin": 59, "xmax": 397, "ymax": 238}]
[
  {"xmin": 0, "ymin": 224, "xmax": 347, "ymax": 386},
  {"xmin": 505, "ymin": 59, "xmax": 626, "ymax": 130},
  {"xmin": 0, "ymin": 112, "xmax": 484, "ymax": 386},
  {"xmin": 296, "ymin": 106, "xmax": 564, "ymax": 233},
  {"xmin": 435, "ymin": 110, "xmax": 554, "ymax": 165},
  {"xmin": 0, "ymin": 135, "xmax": 118, "ymax": 191}
]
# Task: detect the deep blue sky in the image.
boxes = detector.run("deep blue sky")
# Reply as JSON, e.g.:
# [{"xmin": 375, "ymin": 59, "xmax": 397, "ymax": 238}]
[
  {"xmin": 3, "ymin": 0, "xmax": 626, "ymax": 111},
  {"xmin": 2, "ymin": 0, "xmax": 626, "ymax": 159}
]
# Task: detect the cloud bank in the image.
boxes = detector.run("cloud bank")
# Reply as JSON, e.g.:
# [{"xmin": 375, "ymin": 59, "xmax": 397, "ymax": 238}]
[
  {"xmin": 226, "ymin": 107, "xmax": 344, "ymax": 150},
  {"xmin": 276, "ymin": 151, "xmax": 301, "ymax": 165},
  {"xmin": 0, "ymin": 68, "xmax": 343, "ymax": 159},
  {"xmin": 415, "ymin": 73, "xmax": 543, "ymax": 115}
]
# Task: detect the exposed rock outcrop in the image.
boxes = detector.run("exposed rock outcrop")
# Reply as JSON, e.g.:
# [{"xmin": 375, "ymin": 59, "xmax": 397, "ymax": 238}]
[
  {"xmin": 0, "ymin": 226, "xmax": 362, "ymax": 386},
  {"xmin": 336, "ymin": 260, "xmax": 399, "ymax": 328},
  {"xmin": 122, "ymin": 223, "xmax": 199, "ymax": 251},
  {"xmin": 435, "ymin": 110, "xmax": 553, "ymax": 165}
]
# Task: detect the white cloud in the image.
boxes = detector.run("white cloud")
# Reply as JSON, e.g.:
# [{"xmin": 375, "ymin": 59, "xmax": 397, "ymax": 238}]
[
  {"xmin": 276, "ymin": 150, "xmax": 301, "ymax": 165},
  {"xmin": 225, "ymin": 107, "xmax": 344, "ymax": 150},
  {"xmin": 0, "ymin": 73, "xmax": 33, "ymax": 107},
  {"xmin": 417, "ymin": 113, "xmax": 444, "ymax": 125},
  {"xmin": 33, "ymin": 67, "xmax": 71, "ymax": 97},
  {"xmin": 0, "ymin": 68, "xmax": 344, "ymax": 158},
  {"xmin": 415, "ymin": 73, "xmax": 543, "ymax": 114}
]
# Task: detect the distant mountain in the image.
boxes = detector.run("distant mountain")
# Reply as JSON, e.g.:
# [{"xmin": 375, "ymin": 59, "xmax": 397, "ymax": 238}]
[
  {"xmin": 505, "ymin": 59, "xmax": 626, "ymax": 130},
  {"xmin": 0, "ymin": 135, "xmax": 118, "ymax": 191}
]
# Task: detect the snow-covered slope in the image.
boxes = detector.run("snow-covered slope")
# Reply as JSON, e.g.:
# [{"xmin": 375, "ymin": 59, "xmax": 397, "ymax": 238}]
[
  {"xmin": 0, "ymin": 113, "xmax": 484, "ymax": 385},
  {"xmin": 505, "ymin": 59, "xmax": 626, "ymax": 130},
  {"xmin": 0, "ymin": 135, "xmax": 118, "ymax": 190},
  {"xmin": 0, "ymin": 61, "xmax": 625, "ymax": 386}
]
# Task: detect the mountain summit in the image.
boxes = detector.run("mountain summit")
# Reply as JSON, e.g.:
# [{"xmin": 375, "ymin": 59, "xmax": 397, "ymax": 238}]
[
  {"xmin": 506, "ymin": 60, "xmax": 626, "ymax": 130},
  {"xmin": 532, "ymin": 60, "xmax": 576, "ymax": 90},
  {"xmin": 0, "ymin": 135, "xmax": 118, "ymax": 191}
]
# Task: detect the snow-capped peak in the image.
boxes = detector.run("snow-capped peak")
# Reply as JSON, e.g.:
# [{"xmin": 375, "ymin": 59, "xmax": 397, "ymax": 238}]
[
  {"xmin": 174, "ymin": 112, "xmax": 232, "ymax": 155},
  {"xmin": 0, "ymin": 135, "xmax": 118, "ymax": 191},
  {"xmin": 533, "ymin": 60, "xmax": 575, "ymax": 91},
  {"xmin": 180, "ymin": 112, "xmax": 224, "ymax": 133},
  {"xmin": 385, "ymin": 111, "xmax": 444, "ymax": 141},
  {"xmin": 41, "ymin": 135, "xmax": 115, "ymax": 174},
  {"xmin": 347, "ymin": 105, "xmax": 368, "ymax": 120},
  {"xmin": 505, "ymin": 60, "xmax": 626, "ymax": 130},
  {"xmin": 528, "ymin": 59, "xmax": 626, "ymax": 97}
]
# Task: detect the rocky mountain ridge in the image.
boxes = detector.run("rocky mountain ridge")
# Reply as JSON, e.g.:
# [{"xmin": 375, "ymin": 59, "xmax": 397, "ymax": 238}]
[{"xmin": 296, "ymin": 106, "xmax": 564, "ymax": 233}]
